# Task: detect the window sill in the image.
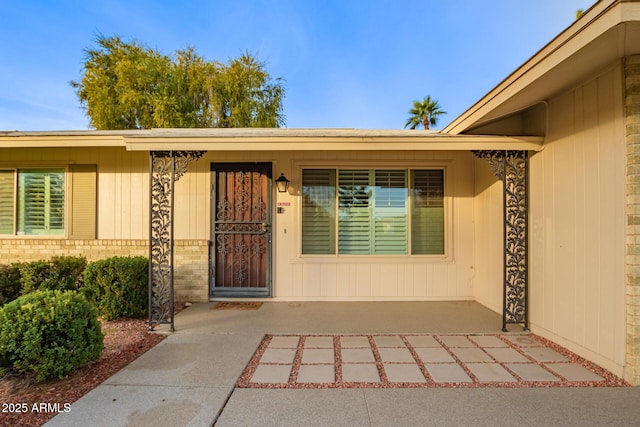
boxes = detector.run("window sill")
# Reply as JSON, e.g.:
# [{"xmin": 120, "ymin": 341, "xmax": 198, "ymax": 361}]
[{"xmin": 291, "ymin": 254, "xmax": 452, "ymax": 264}]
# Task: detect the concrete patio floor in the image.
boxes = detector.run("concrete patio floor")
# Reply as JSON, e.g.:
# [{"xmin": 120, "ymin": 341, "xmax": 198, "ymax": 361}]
[{"xmin": 46, "ymin": 301, "xmax": 640, "ymax": 427}]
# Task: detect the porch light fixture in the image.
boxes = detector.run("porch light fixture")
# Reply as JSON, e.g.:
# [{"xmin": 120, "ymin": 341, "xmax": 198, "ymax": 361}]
[{"xmin": 275, "ymin": 173, "xmax": 290, "ymax": 193}]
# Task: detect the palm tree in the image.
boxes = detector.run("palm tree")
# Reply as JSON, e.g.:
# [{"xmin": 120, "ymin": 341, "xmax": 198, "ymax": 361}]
[{"xmin": 404, "ymin": 96, "xmax": 446, "ymax": 130}]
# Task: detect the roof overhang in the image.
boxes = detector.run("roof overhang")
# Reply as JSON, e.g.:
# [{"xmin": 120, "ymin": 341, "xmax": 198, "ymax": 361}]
[
  {"xmin": 444, "ymin": 0, "xmax": 640, "ymax": 135},
  {"xmin": 0, "ymin": 128, "xmax": 544, "ymax": 151}
]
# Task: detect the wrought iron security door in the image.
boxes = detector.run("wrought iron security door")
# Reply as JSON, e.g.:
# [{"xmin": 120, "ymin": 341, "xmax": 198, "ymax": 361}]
[{"xmin": 211, "ymin": 163, "xmax": 272, "ymax": 297}]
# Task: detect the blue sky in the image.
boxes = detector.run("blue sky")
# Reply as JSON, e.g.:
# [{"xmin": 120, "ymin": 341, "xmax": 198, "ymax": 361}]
[{"xmin": 0, "ymin": 0, "xmax": 592, "ymax": 131}]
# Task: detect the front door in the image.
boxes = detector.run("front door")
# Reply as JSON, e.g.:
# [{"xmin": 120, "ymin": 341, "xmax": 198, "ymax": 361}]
[{"xmin": 210, "ymin": 163, "xmax": 272, "ymax": 297}]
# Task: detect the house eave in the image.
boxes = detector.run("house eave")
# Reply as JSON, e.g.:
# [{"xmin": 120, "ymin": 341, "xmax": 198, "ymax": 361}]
[{"xmin": 0, "ymin": 128, "xmax": 543, "ymax": 151}]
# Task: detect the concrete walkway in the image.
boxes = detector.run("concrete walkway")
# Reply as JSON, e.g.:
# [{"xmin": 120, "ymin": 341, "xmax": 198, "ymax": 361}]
[{"xmin": 46, "ymin": 302, "xmax": 640, "ymax": 427}]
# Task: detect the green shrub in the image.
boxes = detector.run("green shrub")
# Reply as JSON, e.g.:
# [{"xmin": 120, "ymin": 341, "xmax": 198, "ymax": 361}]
[
  {"xmin": 0, "ymin": 264, "xmax": 22, "ymax": 306},
  {"xmin": 0, "ymin": 290, "xmax": 103, "ymax": 381},
  {"xmin": 19, "ymin": 261, "xmax": 50, "ymax": 294},
  {"xmin": 83, "ymin": 256, "xmax": 148, "ymax": 320},
  {"xmin": 20, "ymin": 256, "xmax": 87, "ymax": 293}
]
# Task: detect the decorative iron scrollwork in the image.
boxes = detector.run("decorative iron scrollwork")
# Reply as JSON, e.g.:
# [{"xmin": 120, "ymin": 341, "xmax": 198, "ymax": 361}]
[
  {"xmin": 149, "ymin": 151, "xmax": 205, "ymax": 331},
  {"xmin": 473, "ymin": 150, "xmax": 528, "ymax": 331}
]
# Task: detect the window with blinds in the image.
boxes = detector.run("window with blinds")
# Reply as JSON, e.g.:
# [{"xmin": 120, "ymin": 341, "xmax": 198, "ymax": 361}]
[
  {"xmin": 373, "ymin": 170, "xmax": 408, "ymax": 254},
  {"xmin": 302, "ymin": 168, "xmax": 444, "ymax": 255},
  {"xmin": 411, "ymin": 170, "xmax": 444, "ymax": 254},
  {"xmin": 302, "ymin": 169, "xmax": 336, "ymax": 254},
  {"xmin": 0, "ymin": 170, "xmax": 15, "ymax": 235},
  {"xmin": 1, "ymin": 169, "xmax": 66, "ymax": 236},
  {"xmin": 17, "ymin": 169, "xmax": 65, "ymax": 236},
  {"xmin": 338, "ymin": 169, "xmax": 372, "ymax": 254}
]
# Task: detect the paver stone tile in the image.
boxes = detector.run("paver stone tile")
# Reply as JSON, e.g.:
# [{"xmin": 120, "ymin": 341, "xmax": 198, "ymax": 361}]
[
  {"xmin": 251, "ymin": 364, "xmax": 292, "ymax": 383},
  {"xmin": 503, "ymin": 335, "xmax": 541, "ymax": 347},
  {"xmin": 414, "ymin": 347, "xmax": 455, "ymax": 363},
  {"xmin": 302, "ymin": 349, "xmax": 334, "ymax": 364},
  {"xmin": 522, "ymin": 347, "xmax": 569, "ymax": 362},
  {"xmin": 296, "ymin": 364, "xmax": 335, "ymax": 383},
  {"xmin": 378, "ymin": 347, "xmax": 415, "ymax": 363},
  {"xmin": 426, "ymin": 363, "xmax": 473, "ymax": 383},
  {"xmin": 484, "ymin": 347, "xmax": 530, "ymax": 363},
  {"xmin": 261, "ymin": 348, "xmax": 297, "ymax": 364},
  {"xmin": 438, "ymin": 335, "xmax": 475, "ymax": 347},
  {"xmin": 547, "ymin": 363, "xmax": 605, "ymax": 382},
  {"xmin": 304, "ymin": 336, "xmax": 334, "ymax": 348},
  {"xmin": 466, "ymin": 363, "xmax": 517, "ymax": 382},
  {"xmin": 341, "ymin": 348, "xmax": 376, "ymax": 363},
  {"xmin": 450, "ymin": 347, "xmax": 493, "ymax": 362},
  {"xmin": 374, "ymin": 335, "xmax": 406, "ymax": 347},
  {"xmin": 269, "ymin": 336, "xmax": 300, "ymax": 348},
  {"xmin": 340, "ymin": 336, "xmax": 371, "ymax": 348},
  {"xmin": 468, "ymin": 335, "xmax": 508, "ymax": 347},
  {"xmin": 342, "ymin": 364, "xmax": 381, "ymax": 383},
  {"xmin": 505, "ymin": 363, "xmax": 561, "ymax": 382},
  {"xmin": 383, "ymin": 363, "xmax": 426, "ymax": 383},
  {"xmin": 405, "ymin": 335, "xmax": 442, "ymax": 348}
]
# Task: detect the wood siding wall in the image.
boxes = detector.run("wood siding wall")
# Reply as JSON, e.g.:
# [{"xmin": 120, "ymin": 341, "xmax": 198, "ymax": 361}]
[
  {"xmin": 0, "ymin": 147, "xmax": 149, "ymax": 239},
  {"xmin": 171, "ymin": 149, "xmax": 478, "ymax": 300},
  {"xmin": 1, "ymin": 147, "xmax": 481, "ymax": 301},
  {"xmin": 472, "ymin": 157, "xmax": 503, "ymax": 314},
  {"xmin": 529, "ymin": 62, "xmax": 626, "ymax": 374}
]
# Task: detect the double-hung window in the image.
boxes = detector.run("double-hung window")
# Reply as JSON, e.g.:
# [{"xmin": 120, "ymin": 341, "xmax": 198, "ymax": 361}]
[
  {"xmin": 302, "ymin": 168, "xmax": 444, "ymax": 255},
  {"xmin": 0, "ymin": 169, "xmax": 65, "ymax": 236}
]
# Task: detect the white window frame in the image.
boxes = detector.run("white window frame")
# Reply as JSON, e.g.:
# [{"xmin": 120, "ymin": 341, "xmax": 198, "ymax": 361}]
[
  {"xmin": 296, "ymin": 160, "xmax": 453, "ymax": 261},
  {"xmin": 0, "ymin": 167, "xmax": 68, "ymax": 238}
]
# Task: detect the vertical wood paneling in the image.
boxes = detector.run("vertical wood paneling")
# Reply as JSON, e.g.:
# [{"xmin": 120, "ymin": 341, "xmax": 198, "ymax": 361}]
[
  {"xmin": 542, "ymin": 138, "xmax": 557, "ymax": 330},
  {"xmin": 0, "ymin": 148, "xmax": 149, "ymax": 240},
  {"xmin": 114, "ymin": 148, "xmax": 123, "ymax": 239},
  {"xmin": 596, "ymin": 69, "xmax": 618, "ymax": 358},
  {"xmin": 403, "ymin": 264, "xmax": 414, "ymax": 296},
  {"xmin": 303, "ymin": 264, "xmax": 322, "ymax": 296},
  {"xmin": 582, "ymin": 79, "xmax": 601, "ymax": 352},
  {"xmin": 414, "ymin": 263, "xmax": 427, "ymax": 296},
  {"xmin": 529, "ymin": 151, "xmax": 545, "ymax": 321},
  {"xmin": 336, "ymin": 264, "xmax": 350, "ymax": 297},
  {"xmin": 326, "ymin": 263, "xmax": 337, "ymax": 296},
  {"xmin": 472, "ymin": 156, "xmax": 503, "ymax": 312},
  {"xmin": 380, "ymin": 264, "xmax": 398, "ymax": 296},
  {"xmin": 553, "ymin": 91, "xmax": 577, "ymax": 340},
  {"xmin": 122, "ymin": 151, "xmax": 132, "ymax": 238},
  {"xmin": 530, "ymin": 63, "xmax": 625, "ymax": 369},
  {"xmin": 573, "ymin": 85, "xmax": 587, "ymax": 344},
  {"xmin": 432, "ymin": 265, "xmax": 449, "ymax": 296},
  {"xmin": 356, "ymin": 264, "xmax": 371, "ymax": 296},
  {"xmin": 370, "ymin": 263, "xmax": 381, "ymax": 295}
]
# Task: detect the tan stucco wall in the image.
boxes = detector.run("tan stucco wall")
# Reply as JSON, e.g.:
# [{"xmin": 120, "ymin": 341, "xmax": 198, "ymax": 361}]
[{"xmin": 528, "ymin": 60, "xmax": 627, "ymax": 376}]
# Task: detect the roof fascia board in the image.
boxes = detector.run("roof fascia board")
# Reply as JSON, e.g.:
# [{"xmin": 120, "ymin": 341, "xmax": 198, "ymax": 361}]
[
  {"xmin": 123, "ymin": 135, "xmax": 543, "ymax": 152},
  {"xmin": 0, "ymin": 135, "xmax": 126, "ymax": 148},
  {"xmin": 0, "ymin": 130, "xmax": 543, "ymax": 151}
]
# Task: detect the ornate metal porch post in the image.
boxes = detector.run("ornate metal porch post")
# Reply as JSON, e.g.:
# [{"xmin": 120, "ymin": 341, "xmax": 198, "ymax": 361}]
[
  {"xmin": 473, "ymin": 150, "xmax": 529, "ymax": 331},
  {"xmin": 149, "ymin": 150, "xmax": 205, "ymax": 331}
]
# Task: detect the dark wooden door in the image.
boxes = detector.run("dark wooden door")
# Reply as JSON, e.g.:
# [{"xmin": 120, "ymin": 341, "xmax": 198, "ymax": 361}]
[{"xmin": 210, "ymin": 163, "xmax": 272, "ymax": 297}]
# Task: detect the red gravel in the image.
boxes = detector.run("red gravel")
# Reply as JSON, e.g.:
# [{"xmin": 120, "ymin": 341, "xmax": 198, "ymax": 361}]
[
  {"xmin": 237, "ymin": 333, "xmax": 630, "ymax": 389},
  {"xmin": 0, "ymin": 317, "xmax": 166, "ymax": 427}
]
